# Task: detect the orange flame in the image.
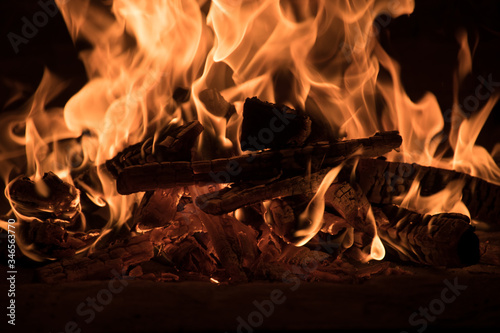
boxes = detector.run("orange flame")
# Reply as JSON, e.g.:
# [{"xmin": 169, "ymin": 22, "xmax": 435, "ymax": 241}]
[{"xmin": 294, "ymin": 163, "xmax": 345, "ymax": 246}]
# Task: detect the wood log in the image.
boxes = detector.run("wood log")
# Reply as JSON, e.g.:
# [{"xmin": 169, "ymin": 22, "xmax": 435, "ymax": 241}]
[
  {"xmin": 267, "ymin": 198, "xmax": 301, "ymax": 243},
  {"xmin": 356, "ymin": 158, "xmax": 500, "ymax": 226},
  {"xmin": 324, "ymin": 182, "xmax": 383, "ymax": 261},
  {"xmin": 115, "ymin": 131, "xmax": 402, "ymax": 194},
  {"xmin": 106, "ymin": 120, "xmax": 204, "ymax": 178},
  {"xmin": 37, "ymin": 233, "xmax": 154, "ymax": 283},
  {"xmin": 373, "ymin": 205, "xmax": 480, "ymax": 267},
  {"xmin": 133, "ymin": 188, "xmax": 183, "ymax": 229},
  {"xmin": 25, "ymin": 218, "xmax": 99, "ymax": 259},
  {"xmin": 240, "ymin": 97, "xmax": 311, "ymax": 150},
  {"xmin": 157, "ymin": 235, "xmax": 218, "ymax": 277},
  {"xmin": 195, "ymin": 168, "xmax": 332, "ymax": 215},
  {"xmin": 324, "ymin": 182, "xmax": 479, "ymax": 267},
  {"xmin": 147, "ymin": 202, "xmax": 259, "ymax": 281},
  {"xmin": 8, "ymin": 172, "xmax": 80, "ymax": 221},
  {"xmin": 325, "ymin": 182, "xmax": 376, "ymax": 236},
  {"xmin": 199, "ymin": 88, "xmax": 236, "ymax": 120},
  {"xmin": 266, "ymin": 195, "xmax": 316, "ymax": 244},
  {"xmin": 193, "ymin": 208, "xmax": 250, "ymax": 282},
  {"xmin": 254, "ymin": 230, "xmax": 397, "ymax": 283},
  {"xmin": 147, "ymin": 204, "xmax": 218, "ymax": 276}
]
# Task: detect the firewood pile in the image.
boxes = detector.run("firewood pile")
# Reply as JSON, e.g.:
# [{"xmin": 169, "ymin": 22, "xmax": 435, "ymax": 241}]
[{"xmin": 6, "ymin": 93, "xmax": 500, "ymax": 284}]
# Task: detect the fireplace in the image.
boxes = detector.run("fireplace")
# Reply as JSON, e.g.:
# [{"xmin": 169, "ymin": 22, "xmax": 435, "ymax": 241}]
[{"xmin": 1, "ymin": 0, "xmax": 500, "ymax": 332}]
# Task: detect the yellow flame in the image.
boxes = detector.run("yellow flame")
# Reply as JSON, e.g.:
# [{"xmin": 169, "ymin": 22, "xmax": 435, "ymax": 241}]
[
  {"xmin": 365, "ymin": 207, "xmax": 385, "ymax": 261},
  {"xmin": 294, "ymin": 163, "xmax": 345, "ymax": 246}
]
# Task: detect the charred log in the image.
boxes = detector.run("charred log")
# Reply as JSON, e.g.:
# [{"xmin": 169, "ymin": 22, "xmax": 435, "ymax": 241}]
[
  {"xmin": 195, "ymin": 168, "xmax": 331, "ymax": 215},
  {"xmin": 106, "ymin": 120, "xmax": 204, "ymax": 178},
  {"xmin": 37, "ymin": 233, "xmax": 154, "ymax": 283},
  {"xmin": 356, "ymin": 158, "xmax": 500, "ymax": 226},
  {"xmin": 133, "ymin": 188, "xmax": 183, "ymax": 229},
  {"xmin": 8, "ymin": 172, "xmax": 80, "ymax": 221},
  {"xmin": 114, "ymin": 131, "xmax": 402, "ymax": 194},
  {"xmin": 25, "ymin": 219, "xmax": 99, "ymax": 259},
  {"xmin": 194, "ymin": 209, "xmax": 251, "ymax": 282},
  {"xmin": 266, "ymin": 195, "xmax": 313, "ymax": 244},
  {"xmin": 374, "ymin": 205, "xmax": 480, "ymax": 267},
  {"xmin": 199, "ymin": 88, "xmax": 236, "ymax": 120},
  {"xmin": 240, "ymin": 97, "xmax": 311, "ymax": 150},
  {"xmin": 158, "ymin": 235, "xmax": 218, "ymax": 277},
  {"xmin": 325, "ymin": 182, "xmax": 479, "ymax": 267}
]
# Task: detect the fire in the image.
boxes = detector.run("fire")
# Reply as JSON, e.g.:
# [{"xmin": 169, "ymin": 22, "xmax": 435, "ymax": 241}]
[
  {"xmin": 0, "ymin": 0, "xmax": 498, "ymax": 265},
  {"xmin": 295, "ymin": 163, "xmax": 345, "ymax": 247}
]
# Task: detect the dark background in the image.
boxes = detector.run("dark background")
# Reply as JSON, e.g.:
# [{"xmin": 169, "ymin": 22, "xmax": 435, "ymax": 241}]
[{"xmin": 378, "ymin": 0, "xmax": 500, "ymax": 152}]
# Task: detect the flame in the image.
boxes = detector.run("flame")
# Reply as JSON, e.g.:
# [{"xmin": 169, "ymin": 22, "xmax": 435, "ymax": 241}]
[
  {"xmin": 294, "ymin": 163, "xmax": 345, "ymax": 247},
  {"xmin": 365, "ymin": 207, "xmax": 385, "ymax": 261},
  {"xmin": 1, "ymin": 0, "xmax": 498, "ymax": 262}
]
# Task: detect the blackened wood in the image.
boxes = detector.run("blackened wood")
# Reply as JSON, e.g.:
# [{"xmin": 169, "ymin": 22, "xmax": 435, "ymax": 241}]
[
  {"xmin": 25, "ymin": 219, "xmax": 99, "ymax": 259},
  {"xmin": 8, "ymin": 172, "xmax": 80, "ymax": 221},
  {"xmin": 158, "ymin": 235, "xmax": 217, "ymax": 277},
  {"xmin": 106, "ymin": 120, "xmax": 204, "ymax": 178},
  {"xmin": 194, "ymin": 208, "xmax": 250, "ymax": 282},
  {"xmin": 325, "ymin": 182, "xmax": 479, "ymax": 267},
  {"xmin": 240, "ymin": 97, "xmax": 311, "ymax": 150},
  {"xmin": 133, "ymin": 188, "xmax": 182, "ymax": 229},
  {"xmin": 37, "ymin": 233, "xmax": 154, "ymax": 283},
  {"xmin": 324, "ymin": 182, "xmax": 381, "ymax": 261},
  {"xmin": 374, "ymin": 205, "xmax": 479, "ymax": 267},
  {"xmin": 356, "ymin": 158, "xmax": 500, "ymax": 226},
  {"xmin": 267, "ymin": 198, "xmax": 298, "ymax": 243},
  {"xmin": 117, "ymin": 131, "xmax": 402, "ymax": 194},
  {"xmin": 198, "ymin": 88, "xmax": 236, "ymax": 120},
  {"xmin": 195, "ymin": 168, "xmax": 331, "ymax": 215},
  {"xmin": 266, "ymin": 195, "xmax": 312, "ymax": 244},
  {"xmin": 325, "ymin": 182, "xmax": 376, "ymax": 236}
]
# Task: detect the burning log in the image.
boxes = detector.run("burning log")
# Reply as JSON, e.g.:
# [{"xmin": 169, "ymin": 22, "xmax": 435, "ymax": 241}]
[
  {"xmin": 356, "ymin": 158, "xmax": 500, "ymax": 226},
  {"xmin": 193, "ymin": 209, "xmax": 250, "ymax": 282},
  {"xmin": 324, "ymin": 182, "xmax": 479, "ymax": 267},
  {"xmin": 325, "ymin": 182, "xmax": 376, "ymax": 235},
  {"xmin": 115, "ymin": 131, "xmax": 402, "ymax": 194},
  {"xmin": 199, "ymin": 88, "xmax": 236, "ymax": 120},
  {"xmin": 133, "ymin": 188, "xmax": 183, "ymax": 229},
  {"xmin": 106, "ymin": 120, "xmax": 204, "ymax": 178},
  {"xmin": 195, "ymin": 168, "xmax": 331, "ymax": 215},
  {"xmin": 158, "ymin": 235, "xmax": 218, "ymax": 277},
  {"xmin": 373, "ymin": 206, "xmax": 480, "ymax": 267},
  {"xmin": 266, "ymin": 195, "xmax": 316, "ymax": 244},
  {"xmin": 148, "ymin": 205, "xmax": 218, "ymax": 276},
  {"xmin": 25, "ymin": 219, "xmax": 99, "ymax": 259},
  {"xmin": 240, "ymin": 97, "xmax": 312, "ymax": 150},
  {"xmin": 37, "ymin": 233, "xmax": 154, "ymax": 283},
  {"xmin": 8, "ymin": 172, "xmax": 80, "ymax": 221},
  {"xmin": 267, "ymin": 198, "xmax": 302, "ymax": 244}
]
